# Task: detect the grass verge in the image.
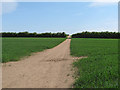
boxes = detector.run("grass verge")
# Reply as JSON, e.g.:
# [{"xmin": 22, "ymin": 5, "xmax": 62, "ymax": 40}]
[{"xmin": 71, "ymin": 38, "xmax": 118, "ymax": 88}]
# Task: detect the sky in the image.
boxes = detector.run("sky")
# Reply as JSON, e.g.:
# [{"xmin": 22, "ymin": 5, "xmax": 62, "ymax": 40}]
[{"xmin": 2, "ymin": 1, "xmax": 118, "ymax": 34}]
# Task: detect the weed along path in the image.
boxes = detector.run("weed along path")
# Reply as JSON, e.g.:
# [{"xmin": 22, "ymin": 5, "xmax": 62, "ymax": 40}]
[{"xmin": 2, "ymin": 39, "xmax": 83, "ymax": 88}]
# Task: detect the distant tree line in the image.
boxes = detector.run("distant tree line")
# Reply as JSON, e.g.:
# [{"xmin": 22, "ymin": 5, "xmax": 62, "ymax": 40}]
[
  {"xmin": 1, "ymin": 32, "xmax": 67, "ymax": 38},
  {"xmin": 72, "ymin": 31, "xmax": 120, "ymax": 38}
]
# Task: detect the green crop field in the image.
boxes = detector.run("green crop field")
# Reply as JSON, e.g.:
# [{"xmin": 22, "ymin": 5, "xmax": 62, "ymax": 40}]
[
  {"xmin": 2, "ymin": 38, "xmax": 65, "ymax": 63},
  {"xmin": 71, "ymin": 38, "xmax": 118, "ymax": 88}
]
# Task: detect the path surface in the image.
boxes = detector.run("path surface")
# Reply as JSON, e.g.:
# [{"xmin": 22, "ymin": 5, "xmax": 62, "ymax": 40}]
[{"xmin": 2, "ymin": 39, "xmax": 80, "ymax": 88}]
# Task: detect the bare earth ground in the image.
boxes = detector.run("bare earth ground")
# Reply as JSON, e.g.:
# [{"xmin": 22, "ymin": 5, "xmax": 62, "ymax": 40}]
[{"xmin": 2, "ymin": 39, "xmax": 83, "ymax": 88}]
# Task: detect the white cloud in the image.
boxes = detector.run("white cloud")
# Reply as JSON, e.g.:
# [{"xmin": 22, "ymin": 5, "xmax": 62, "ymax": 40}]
[
  {"xmin": 1, "ymin": 0, "xmax": 18, "ymax": 15},
  {"xmin": 89, "ymin": 2, "xmax": 117, "ymax": 7},
  {"xmin": 88, "ymin": 0, "xmax": 118, "ymax": 7}
]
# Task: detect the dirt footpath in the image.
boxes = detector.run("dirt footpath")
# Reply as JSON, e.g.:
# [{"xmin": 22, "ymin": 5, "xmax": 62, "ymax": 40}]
[{"xmin": 2, "ymin": 39, "xmax": 80, "ymax": 88}]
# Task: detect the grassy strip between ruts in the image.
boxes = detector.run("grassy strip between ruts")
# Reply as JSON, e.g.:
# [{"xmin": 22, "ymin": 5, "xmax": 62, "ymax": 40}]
[
  {"xmin": 70, "ymin": 38, "xmax": 118, "ymax": 88},
  {"xmin": 2, "ymin": 38, "xmax": 65, "ymax": 63}
]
